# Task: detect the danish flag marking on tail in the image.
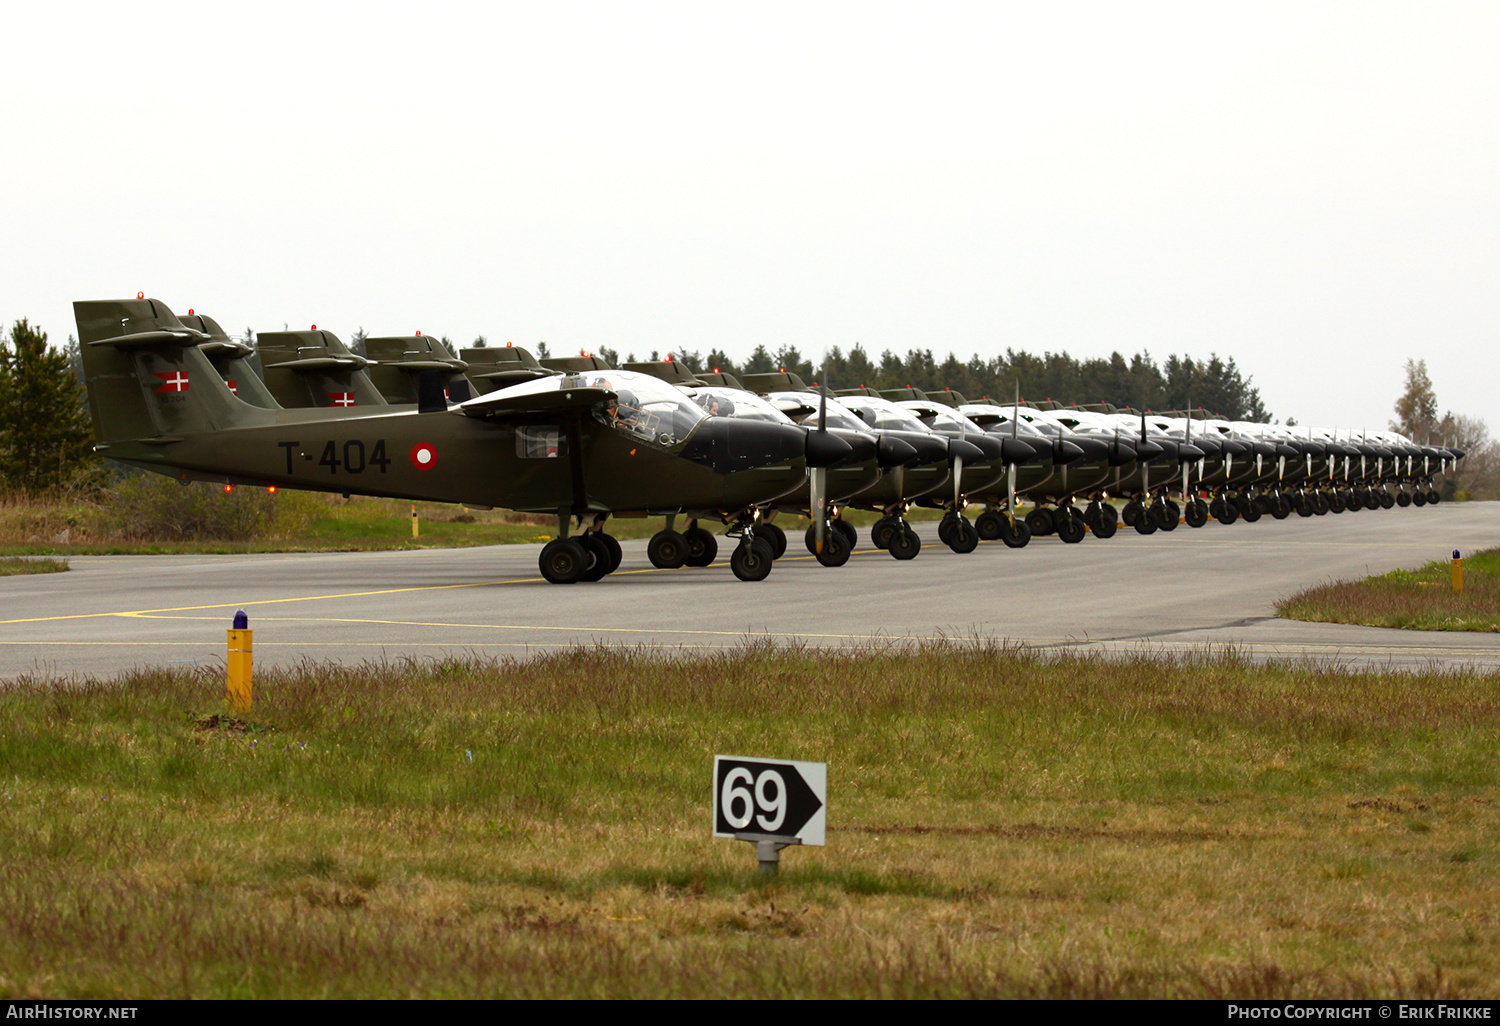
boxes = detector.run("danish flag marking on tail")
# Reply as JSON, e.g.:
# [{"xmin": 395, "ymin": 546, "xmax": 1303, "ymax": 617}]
[
  {"xmin": 325, "ymin": 392, "xmax": 355, "ymax": 407},
  {"xmin": 228, "ymin": 381, "xmax": 238, "ymax": 395},
  {"xmin": 154, "ymin": 371, "xmax": 189, "ymax": 393}
]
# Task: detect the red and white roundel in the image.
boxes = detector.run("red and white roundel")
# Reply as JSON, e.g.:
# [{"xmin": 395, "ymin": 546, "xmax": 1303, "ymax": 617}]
[{"xmin": 410, "ymin": 443, "xmax": 438, "ymax": 469}]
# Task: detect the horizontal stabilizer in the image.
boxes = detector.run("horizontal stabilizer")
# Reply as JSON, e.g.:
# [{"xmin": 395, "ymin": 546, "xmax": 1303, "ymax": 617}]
[{"xmin": 88, "ymin": 328, "xmax": 206, "ymax": 349}]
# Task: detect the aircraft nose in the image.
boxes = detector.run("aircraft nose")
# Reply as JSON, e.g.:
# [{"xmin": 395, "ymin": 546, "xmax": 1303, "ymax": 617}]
[
  {"xmin": 1055, "ymin": 438, "xmax": 1086, "ymax": 464},
  {"xmin": 1151, "ymin": 438, "xmax": 1180, "ymax": 462},
  {"xmin": 681, "ymin": 417, "xmax": 808, "ymax": 474},
  {"xmin": 904, "ymin": 433, "xmax": 950, "ymax": 466},
  {"xmin": 1106, "ymin": 440, "xmax": 1137, "ymax": 467},
  {"xmin": 1178, "ymin": 442, "xmax": 1205, "ymax": 462},
  {"xmin": 1190, "ymin": 437, "xmax": 1222, "ymax": 458},
  {"xmin": 876, "ymin": 434, "xmax": 918, "ymax": 468},
  {"xmin": 832, "ymin": 429, "xmax": 876, "ymax": 465},
  {"xmin": 805, "ymin": 428, "xmax": 854, "ymax": 468},
  {"xmin": 1275, "ymin": 443, "xmax": 1301, "ymax": 459},
  {"xmin": 1132, "ymin": 439, "xmax": 1164, "ymax": 461},
  {"xmin": 1068, "ymin": 436, "xmax": 1111, "ymax": 463},
  {"xmin": 1000, "ymin": 437, "xmax": 1036, "ymax": 464},
  {"xmin": 949, "ymin": 437, "xmax": 990, "ymax": 463},
  {"xmin": 1218, "ymin": 439, "xmax": 1249, "ymax": 457}
]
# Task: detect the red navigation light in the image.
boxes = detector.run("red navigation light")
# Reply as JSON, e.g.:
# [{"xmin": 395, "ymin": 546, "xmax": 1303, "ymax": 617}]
[
  {"xmin": 188, "ymin": 309, "xmax": 194, "ymax": 315},
  {"xmin": 136, "ymin": 292, "xmax": 145, "ymax": 299},
  {"xmin": 311, "ymin": 324, "xmax": 317, "ymax": 330},
  {"xmin": 506, "ymin": 341, "xmax": 513, "ymax": 347},
  {"xmin": 713, "ymin": 367, "xmax": 719, "ymax": 373},
  {"xmin": 779, "ymin": 367, "xmax": 785, "ymax": 373},
  {"xmin": 416, "ymin": 330, "xmax": 422, "ymax": 336},
  {"xmin": 665, "ymin": 354, "xmax": 672, "ymax": 362}
]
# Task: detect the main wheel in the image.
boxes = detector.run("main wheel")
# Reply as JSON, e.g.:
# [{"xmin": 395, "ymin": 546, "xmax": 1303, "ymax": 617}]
[
  {"xmin": 1295, "ymin": 493, "xmax": 1314, "ymax": 517},
  {"xmin": 1122, "ymin": 501, "xmax": 1141, "ymax": 527},
  {"xmin": 683, "ymin": 526, "xmax": 718, "ymax": 567},
  {"xmin": 579, "ymin": 534, "xmax": 612, "ymax": 581},
  {"xmin": 1184, "ymin": 498, "xmax": 1209, "ymax": 528},
  {"xmin": 1396, "ymin": 490, "xmax": 1412, "ymax": 508},
  {"xmin": 814, "ymin": 525, "xmax": 851, "ymax": 567},
  {"xmin": 937, "ymin": 514, "xmax": 957, "ymax": 545},
  {"xmin": 1237, "ymin": 494, "xmax": 1261, "ymax": 523},
  {"xmin": 975, "ymin": 510, "xmax": 1006, "ymax": 540},
  {"xmin": 1213, "ymin": 496, "xmax": 1239, "ymax": 525},
  {"xmin": 999, "ymin": 516, "xmax": 1031, "ymax": 548},
  {"xmin": 1055, "ymin": 508, "xmax": 1085, "ymax": 543},
  {"xmin": 647, "ymin": 529, "xmax": 688, "ymax": 568},
  {"xmin": 834, "ymin": 518, "xmax": 858, "ymax": 551},
  {"xmin": 1025, "ymin": 508, "xmax": 1056, "ymax": 536},
  {"xmin": 1427, "ymin": 489, "xmax": 1441, "ymax": 504},
  {"xmin": 1412, "ymin": 490, "xmax": 1427, "ymax": 507},
  {"xmin": 760, "ymin": 521, "xmax": 788, "ymax": 558},
  {"xmin": 1379, "ymin": 490, "xmax": 1395, "ymax": 510},
  {"xmin": 1342, "ymin": 489, "xmax": 1360, "ymax": 512},
  {"xmin": 1313, "ymin": 492, "xmax": 1329, "ymax": 515},
  {"xmin": 946, "ymin": 516, "xmax": 979, "ymax": 553},
  {"xmin": 539, "ymin": 538, "xmax": 588, "ymax": 584},
  {"xmin": 1092, "ymin": 504, "xmax": 1119, "ymax": 539},
  {"xmin": 730, "ymin": 538, "xmax": 775, "ymax": 581},
  {"xmin": 1364, "ymin": 491, "xmax": 1381, "ymax": 511},
  {"xmin": 1155, "ymin": 501, "xmax": 1179, "ymax": 531},
  {"xmin": 888, "ymin": 525, "xmax": 922, "ymax": 560},
  {"xmin": 1327, "ymin": 490, "xmax": 1346, "ymax": 513},
  {"xmin": 1271, "ymin": 496, "xmax": 1291, "ymax": 520},
  {"xmin": 1134, "ymin": 509, "xmax": 1158, "ymax": 534},
  {"xmin": 598, "ymin": 532, "xmax": 623, "ymax": 572},
  {"xmin": 871, "ymin": 517, "xmax": 899, "ymax": 550}
]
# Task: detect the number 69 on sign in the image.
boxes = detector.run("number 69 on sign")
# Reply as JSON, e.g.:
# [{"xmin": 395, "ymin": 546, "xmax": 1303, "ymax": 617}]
[{"xmin": 713, "ymin": 755, "xmax": 826, "ymax": 846}]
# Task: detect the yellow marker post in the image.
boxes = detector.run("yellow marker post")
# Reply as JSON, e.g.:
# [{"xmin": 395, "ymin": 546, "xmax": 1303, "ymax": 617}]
[
  {"xmin": 411, "ymin": 504, "xmax": 419, "ymax": 538},
  {"xmin": 227, "ymin": 609, "xmax": 252, "ymax": 714},
  {"xmin": 1452, "ymin": 550, "xmax": 1464, "ymax": 594}
]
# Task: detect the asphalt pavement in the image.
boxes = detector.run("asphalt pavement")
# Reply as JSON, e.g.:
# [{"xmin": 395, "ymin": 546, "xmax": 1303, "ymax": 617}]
[{"xmin": 2, "ymin": 502, "xmax": 1498, "ymax": 679}]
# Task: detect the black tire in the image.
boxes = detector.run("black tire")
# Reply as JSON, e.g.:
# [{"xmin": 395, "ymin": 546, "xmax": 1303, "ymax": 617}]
[
  {"xmin": 804, "ymin": 523, "xmax": 844, "ymax": 560},
  {"xmin": 937, "ymin": 515, "xmax": 956, "ymax": 545},
  {"xmin": 1000, "ymin": 516, "xmax": 1031, "ymax": 548},
  {"xmin": 578, "ymin": 535, "xmax": 611, "ymax": 581},
  {"xmin": 1271, "ymin": 496, "xmax": 1291, "ymax": 520},
  {"xmin": 1427, "ymin": 489, "xmax": 1441, "ymax": 504},
  {"xmin": 683, "ymin": 526, "xmax": 718, "ymax": 567},
  {"xmin": 647, "ymin": 529, "xmax": 688, "ymax": 569},
  {"xmin": 1412, "ymin": 490, "xmax": 1427, "ymax": 507},
  {"xmin": 1379, "ymin": 491, "xmax": 1395, "ymax": 510},
  {"xmin": 834, "ymin": 518, "xmax": 858, "ymax": 551},
  {"xmin": 1365, "ymin": 491, "xmax": 1381, "ymax": 511},
  {"xmin": 539, "ymin": 538, "xmax": 588, "ymax": 584},
  {"xmin": 1155, "ymin": 502, "xmax": 1179, "ymax": 532},
  {"xmin": 1327, "ymin": 491, "xmax": 1345, "ymax": 513},
  {"xmin": 760, "ymin": 521, "xmax": 788, "ymax": 559},
  {"xmin": 730, "ymin": 538, "xmax": 774, "ymax": 581},
  {"xmin": 975, "ymin": 510, "xmax": 1006, "ymax": 540},
  {"xmin": 1025, "ymin": 508, "xmax": 1056, "ymax": 536},
  {"xmin": 1342, "ymin": 490, "xmax": 1360, "ymax": 512},
  {"xmin": 1396, "ymin": 490, "xmax": 1412, "ymax": 508},
  {"xmin": 1184, "ymin": 498, "xmax": 1209, "ymax": 528},
  {"xmin": 1295, "ymin": 493, "xmax": 1314, "ymax": 518},
  {"xmin": 1092, "ymin": 504, "xmax": 1118, "ymax": 539},
  {"xmin": 946, "ymin": 516, "xmax": 979, "ymax": 553},
  {"xmin": 888, "ymin": 525, "xmax": 922, "ymax": 560},
  {"xmin": 871, "ymin": 518, "xmax": 898, "ymax": 550},
  {"xmin": 1122, "ymin": 501, "xmax": 1141, "ymax": 527},
  {"xmin": 1055, "ymin": 509, "xmax": 1085, "ymax": 544},
  {"xmin": 1213, "ymin": 496, "xmax": 1239, "ymax": 525},
  {"xmin": 814, "ymin": 525, "xmax": 851, "ymax": 567},
  {"xmin": 1134, "ymin": 510, "xmax": 1158, "ymax": 534},
  {"xmin": 1237, "ymin": 495, "xmax": 1261, "ymax": 523},
  {"xmin": 598, "ymin": 532, "xmax": 623, "ymax": 572},
  {"xmin": 1313, "ymin": 492, "xmax": 1329, "ymax": 515}
]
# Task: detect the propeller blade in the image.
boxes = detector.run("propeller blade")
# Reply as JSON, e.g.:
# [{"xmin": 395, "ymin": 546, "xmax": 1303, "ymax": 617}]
[
  {"xmin": 811, "ymin": 466, "xmax": 827, "ymax": 554},
  {"xmin": 1007, "ymin": 462, "xmax": 1017, "ymax": 526}
]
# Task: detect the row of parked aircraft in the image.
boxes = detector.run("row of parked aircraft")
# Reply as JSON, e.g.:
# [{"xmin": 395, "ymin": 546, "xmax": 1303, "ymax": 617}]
[{"xmin": 74, "ymin": 297, "xmax": 1464, "ymax": 583}]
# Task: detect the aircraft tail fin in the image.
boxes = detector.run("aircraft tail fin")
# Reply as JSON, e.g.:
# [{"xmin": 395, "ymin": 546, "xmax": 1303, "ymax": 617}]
[{"xmin": 74, "ymin": 297, "xmax": 262, "ymax": 444}]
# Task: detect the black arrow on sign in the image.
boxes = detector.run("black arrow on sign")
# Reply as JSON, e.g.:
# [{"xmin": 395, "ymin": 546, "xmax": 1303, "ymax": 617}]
[{"xmin": 715, "ymin": 758, "xmax": 823, "ymax": 839}]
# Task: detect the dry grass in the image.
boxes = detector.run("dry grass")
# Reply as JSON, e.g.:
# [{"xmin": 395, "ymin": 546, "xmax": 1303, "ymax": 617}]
[
  {"xmin": 1278, "ymin": 549, "xmax": 1500, "ymax": 631},
  {"xmin": 1, "ymin": 643, "xmax": 1497, "ymax": 998},
  {"xmin": 0, "ymin": 556, "xmax": 67, "ymax": 576}
]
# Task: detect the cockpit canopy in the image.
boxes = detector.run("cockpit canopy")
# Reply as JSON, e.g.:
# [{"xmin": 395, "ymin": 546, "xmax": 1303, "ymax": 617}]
[{"xmin": 576, "ymin": 369, "xmax": 708, "ymax": 445}]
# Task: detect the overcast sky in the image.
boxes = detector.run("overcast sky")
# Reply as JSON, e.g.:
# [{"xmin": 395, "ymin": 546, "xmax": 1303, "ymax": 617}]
[{"xmin": 4, "ymin": 1, "xmax": 1496, "ymax": 434}]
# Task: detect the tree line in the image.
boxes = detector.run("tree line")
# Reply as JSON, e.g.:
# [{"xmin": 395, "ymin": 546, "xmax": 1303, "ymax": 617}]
[{"xmin": 590, "ymin": 342, "xmax": 1271, "ymax": 421}]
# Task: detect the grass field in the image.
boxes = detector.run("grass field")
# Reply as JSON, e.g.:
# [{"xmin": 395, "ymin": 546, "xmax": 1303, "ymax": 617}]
[
  {"xmin": 0, "ymin": 491, "xmax": 948, "ymax": 556},
  {"xmin": 0, "ymin": 556, "xmax": 67, "ymax": 576},
  {"xmin": 1278, "ymin": 548, "xmax": 1500, "ymax": 632},
  {"xmin": 2, "ymin": 643, "xmax": 1496, "ymax": 999}
]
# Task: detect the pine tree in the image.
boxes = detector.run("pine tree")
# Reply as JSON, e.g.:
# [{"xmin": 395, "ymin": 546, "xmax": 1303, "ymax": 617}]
[{"xmin": 0, "ymin": 319, "xmax": 97, "ymax": 494}]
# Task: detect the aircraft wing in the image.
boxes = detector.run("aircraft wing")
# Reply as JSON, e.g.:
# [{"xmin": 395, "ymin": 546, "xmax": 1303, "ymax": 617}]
[
  {"xmin": 456, "ymin": 384, "xmax": 614, "ymax": 419},
  {"xmin": 88, "ymin": 328, "xmax": 207, "ymax": 349}
]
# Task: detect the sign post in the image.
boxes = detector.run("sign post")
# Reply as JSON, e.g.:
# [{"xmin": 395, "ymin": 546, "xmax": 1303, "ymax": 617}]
[{"xmin": 714, "ymin": 755, "xmax": 826, "ymax": 877}]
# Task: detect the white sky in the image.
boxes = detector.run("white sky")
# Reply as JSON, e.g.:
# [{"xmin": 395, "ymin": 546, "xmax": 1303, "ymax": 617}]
[{"xmin": 3, "ymin": 1, "xmax": 1496, "ymax": 433}]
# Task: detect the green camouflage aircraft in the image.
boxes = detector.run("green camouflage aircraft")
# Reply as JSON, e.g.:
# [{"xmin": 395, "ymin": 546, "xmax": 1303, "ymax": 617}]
[{"xmin": 75, "ymin": 296, "xmax": 851, "ymax": 583}]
